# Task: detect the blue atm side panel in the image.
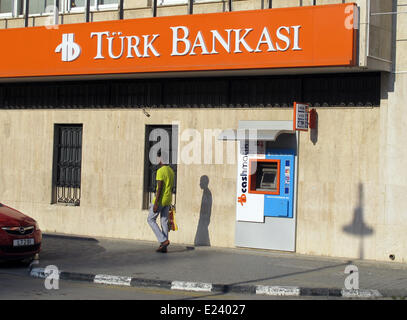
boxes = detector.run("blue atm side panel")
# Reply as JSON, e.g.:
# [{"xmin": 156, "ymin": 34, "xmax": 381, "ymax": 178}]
[{"xmin": 264, "ymin": 150, "xmax": 295, "ymax": 218}]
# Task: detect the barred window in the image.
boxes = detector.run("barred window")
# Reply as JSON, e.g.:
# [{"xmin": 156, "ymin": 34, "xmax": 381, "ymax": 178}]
[
  {"xmin": 29, "ymin": 0, "xmax": 54, "ymax": 14},
  {"xmin": 52, "ymin": 124, "xmax": 83, "ymax": 206},
  {"xmin": 0, "ymin": 0, "xmax": 23, "ymax": 16},
  {"xmin": 68, "ymin": 0, "xmax": 118, "ymax": 11},
  {"xmin": 0, "ymin": 0, "xmax": 13, "ymax": 14},
  {"xmin": 143, "ymin": 125, "xmax": 178, "ymax": 209}
]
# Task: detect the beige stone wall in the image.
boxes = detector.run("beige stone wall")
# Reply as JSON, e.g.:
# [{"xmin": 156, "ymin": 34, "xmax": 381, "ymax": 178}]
[
  {"xmin": 0, "ymin": 108, "xmax": 239, "ymax": 246},
  {"xmin": 296, "ymin": 107, "xmax": 383, "ymax": 260},
  {"xmin": 0, "ymin": 106, "xmax": 393, "ymax": 262},
  {"xmin": 376, "ymin": 0, "xmax": 407, "ymax": 264}
]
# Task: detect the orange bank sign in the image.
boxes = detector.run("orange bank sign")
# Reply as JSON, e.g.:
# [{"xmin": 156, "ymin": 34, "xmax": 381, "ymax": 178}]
[{"xmin": 0, "ymin": 4, "xmax": 357, "ymax": 78}]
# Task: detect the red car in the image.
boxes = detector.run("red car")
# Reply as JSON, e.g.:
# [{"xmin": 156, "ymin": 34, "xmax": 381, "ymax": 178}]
[{"xmin": 0, "ymin": 203, "xmax": 42, "ymax": 262}]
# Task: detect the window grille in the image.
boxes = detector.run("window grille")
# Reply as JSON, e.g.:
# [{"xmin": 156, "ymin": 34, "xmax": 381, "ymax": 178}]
[{"xmin": 52, "ymin": 124, "xmax": 83, "ymax": 206}]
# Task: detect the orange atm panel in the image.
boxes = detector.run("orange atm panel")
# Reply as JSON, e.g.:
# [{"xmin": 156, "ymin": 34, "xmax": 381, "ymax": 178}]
[{"xmin": 248, "ymin": 159, "xmax": 281, "ymax": 195}]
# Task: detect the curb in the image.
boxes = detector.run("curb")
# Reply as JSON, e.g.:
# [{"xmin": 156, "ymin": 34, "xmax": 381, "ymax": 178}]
[{"xmin": 29, "ymin": 267, "xmax": 385, "ymax": 299}]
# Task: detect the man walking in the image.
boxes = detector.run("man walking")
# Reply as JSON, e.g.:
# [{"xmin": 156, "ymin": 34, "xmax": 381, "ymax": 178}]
[{"xmin": 147, "ymin": 150, "xmax": 175, "ymax": 253}]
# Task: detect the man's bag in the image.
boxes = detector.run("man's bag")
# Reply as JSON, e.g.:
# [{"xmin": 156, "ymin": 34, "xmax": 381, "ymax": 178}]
[{"xmin": 168, "ymin": 205, "xmax": 178, "ymax": 231}]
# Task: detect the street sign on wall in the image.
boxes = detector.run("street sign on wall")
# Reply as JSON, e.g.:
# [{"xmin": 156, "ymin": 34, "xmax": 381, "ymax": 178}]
[{"xmin": 293, "ymin": 102, "xmax": 309, "ymax": 131}]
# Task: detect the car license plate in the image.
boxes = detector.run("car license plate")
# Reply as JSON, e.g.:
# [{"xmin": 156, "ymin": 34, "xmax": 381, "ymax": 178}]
[{"xmin": 13, "ymin": 239, "xmax": 34, "ymax": 247}]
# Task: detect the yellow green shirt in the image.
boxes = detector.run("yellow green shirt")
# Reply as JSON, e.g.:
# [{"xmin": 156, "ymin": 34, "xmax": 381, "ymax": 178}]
[{"xmin": 153, "ymin": 165, "xmax": 175, "ymax": 207}]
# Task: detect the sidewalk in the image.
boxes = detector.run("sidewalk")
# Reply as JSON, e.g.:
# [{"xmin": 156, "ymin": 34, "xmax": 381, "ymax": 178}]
[{"xmin": 29, "ymin": 233, "xmax": 407, "ymax": 298}]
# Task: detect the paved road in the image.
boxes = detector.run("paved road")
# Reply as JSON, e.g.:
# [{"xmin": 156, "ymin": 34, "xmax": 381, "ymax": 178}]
[{"xmin": 0, "ymin": 269, "xmax": 347, "ymax": 300}]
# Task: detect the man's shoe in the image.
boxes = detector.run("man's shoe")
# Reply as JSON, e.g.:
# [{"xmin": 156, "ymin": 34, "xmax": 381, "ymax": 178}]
[{"xmin": 156, "ymin": 240, "xmax": 170, "ymax": 253}]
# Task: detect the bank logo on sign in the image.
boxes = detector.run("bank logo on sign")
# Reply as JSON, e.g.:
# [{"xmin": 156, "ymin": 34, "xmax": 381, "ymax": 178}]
[{"xmin": 55, "ymin": 33, "xmax": 81, "ymax": 62}]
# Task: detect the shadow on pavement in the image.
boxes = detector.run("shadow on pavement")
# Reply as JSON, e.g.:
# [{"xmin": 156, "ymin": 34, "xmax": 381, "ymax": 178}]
[
  {"xmin": 227, "ymin": 261, "xmax": 352, "ymax": 288},
  {"xmin": 32, "ymin": 234, "xmax": 198, "ymax": 272},
  {"xmin": 180, "ymin": 261, "xmax": 353, "ymax": 300},
  {"xmin": 38, "ymin": 233, "xmax": 106, "ymax": 261},
  {"xmin": 167, "ymin": 246, "xmax": 195, "ymax": 254},
  {"xmin": 0, "ymin": 260, "xmax": 31, "ymax": 269}
]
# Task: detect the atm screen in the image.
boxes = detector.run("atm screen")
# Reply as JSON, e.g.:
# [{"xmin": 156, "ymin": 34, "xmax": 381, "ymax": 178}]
[
  {"xmin": 260, "ymin": 168, "xmax": 278, "ymax": 190},
  {"xmin": 262, "ymin": 173, "xmax": 276, "ymax": 184},
  {"xmin": 249, "ymin": 159, "xmax": 281, "ymax": 194}
]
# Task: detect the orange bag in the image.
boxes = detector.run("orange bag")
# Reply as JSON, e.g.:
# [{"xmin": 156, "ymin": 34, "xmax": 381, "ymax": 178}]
[{"xmin": 168, "ymin": 205, "xmax": 178, "ymax": 231}]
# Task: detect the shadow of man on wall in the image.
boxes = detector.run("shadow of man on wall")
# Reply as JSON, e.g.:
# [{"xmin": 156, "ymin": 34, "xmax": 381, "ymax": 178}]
[{"xmin": 194, "ymin": 175, "xmax": 212, "ymax": 246}]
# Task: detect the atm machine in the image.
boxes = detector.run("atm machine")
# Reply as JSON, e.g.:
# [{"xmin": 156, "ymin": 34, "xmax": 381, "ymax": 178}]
[
  {"xmin": 232, "ymin": 121, "xmax": 298, "ymax": 252},
  {"xmin": 250, "ymin": 150, "xmax": 295, "ymax": 219}
]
